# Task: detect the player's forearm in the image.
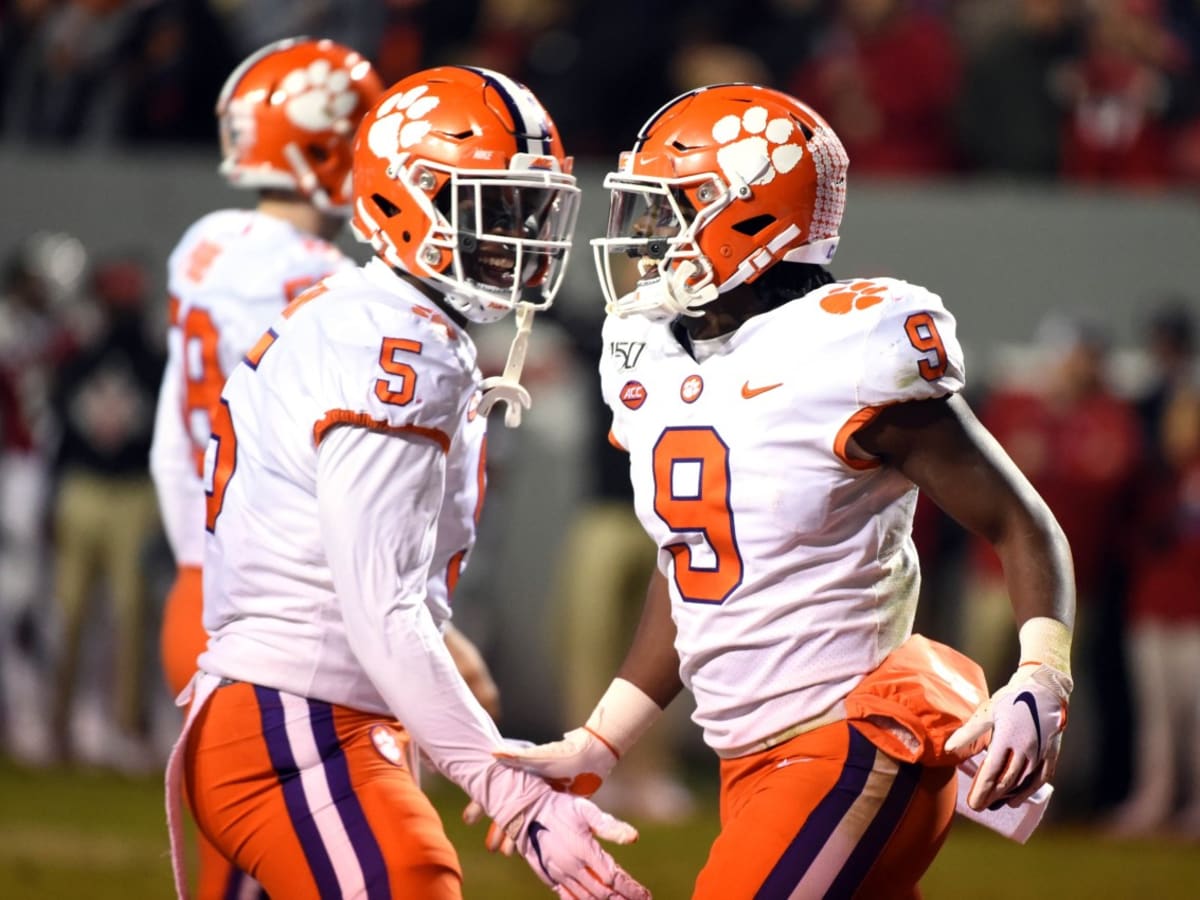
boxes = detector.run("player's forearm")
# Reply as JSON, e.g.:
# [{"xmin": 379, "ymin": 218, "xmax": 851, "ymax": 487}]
[
  {"xmin": 615, "ymin": 568, "xmax": 683, "ymax": 709},
  {"xmin": 990, "ymin": 502, "xmax": 1076, "ymax": 631}
]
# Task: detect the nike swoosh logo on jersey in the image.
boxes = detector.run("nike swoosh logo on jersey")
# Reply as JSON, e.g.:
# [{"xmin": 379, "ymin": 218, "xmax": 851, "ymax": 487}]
[
  {"xmin": 1014, "ymin": 691, "xmax": 1042, "ymax": 757},
  {"xmin": 741, "ymin": 381, "xmax": 783, "ymax": 399},
  {"xmin": 528, "ymin": 820, "xmax": 552, "ymax": 881}
]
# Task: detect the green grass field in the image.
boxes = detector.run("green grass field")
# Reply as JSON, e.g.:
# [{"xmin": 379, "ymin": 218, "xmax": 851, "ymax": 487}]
[{"xmin": 1, "ymin": 758, "xmax": 1196, "ymax": 899}]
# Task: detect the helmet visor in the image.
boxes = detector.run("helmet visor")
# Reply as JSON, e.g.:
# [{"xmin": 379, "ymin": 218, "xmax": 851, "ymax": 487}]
[
  {"xmin": 436, "ymin": 172, "xmax": 580, "ymax": 308},
  {"xmin": 604, "ymin": 182, "xmax": 699, "ymax": 259}
]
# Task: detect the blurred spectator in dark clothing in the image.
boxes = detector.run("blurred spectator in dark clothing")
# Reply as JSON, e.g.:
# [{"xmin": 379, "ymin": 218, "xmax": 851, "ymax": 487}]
[
  {"xmin": 957, "ymin": 0, "xmax": 1084, "ymax": 177},
  {"xmin": 1109, "ymin": 344, "xmax": 1200, "ymax": 837},
  {"xmin": 501, "ymin": 0, "xmax": 674, "ymax": 158},
  {"xmin": 48, "ymin": 255, "xmax": 164, "ymax": 768},
  {"xmin": 1058, "ymin": 0, "xmax": 1192, "ymax": 186},
  {"xmin": 377, "ymin": 0, "xmax": 482, "ymax": 84},
  {"xmin": 1136, "ymin": 299, "xmax": 1196, "ymax": 459},
  {"xmin": 1, "ymin": 0, "xmax": 134, "ymax": 143},
  {"xmin": 963, "ymin": 316, "xmax": 1143, "ymax": 816},
  {"xmin": 789, "ymin": 0, "xmax": 962, "ymax": 176},
  {"xmin": 112, "ymin": 0, "xmax": 236, "ymax": 144},
  {"xmin": 210, "ymin": 0, "xmax": 387, "ymax": 61},
  {"xmin": 0, "ymin": 232, "xmax": 86, "ymax": 766}
]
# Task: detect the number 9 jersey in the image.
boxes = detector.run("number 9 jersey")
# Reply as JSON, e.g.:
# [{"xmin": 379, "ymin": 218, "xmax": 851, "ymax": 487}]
[{"xmin": 599, "ymin": 277, "xmax": 965, "ymax": 757}]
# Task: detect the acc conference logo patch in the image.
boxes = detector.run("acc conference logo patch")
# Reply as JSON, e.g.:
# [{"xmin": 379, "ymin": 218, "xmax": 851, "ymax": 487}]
[{"xmin": 620, "ymin": 380, "xmax": 647, "ymax": 410}]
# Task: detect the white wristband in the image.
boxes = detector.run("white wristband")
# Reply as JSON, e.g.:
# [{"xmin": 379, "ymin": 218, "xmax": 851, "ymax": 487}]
[
  {"xmin": 1018, "ymin": 617, "xmax": 1072, "ymax": 678},
  {"xmin": 584, "ymin": 678, "xmax": 664, "ymax": 758}
]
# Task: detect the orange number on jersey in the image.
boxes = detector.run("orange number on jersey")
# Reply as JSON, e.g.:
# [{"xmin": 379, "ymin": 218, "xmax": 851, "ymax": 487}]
[
  {"xmin": 652, "ymin": 427, "xmax": 743, "ymax": 604},
  {"xmin": 181, "ymin": 307, "xmax": 224, "ymax": 476},
  {"xmin": 185, "ymin": 239, "xmax": 223, "ymax": 284},
  {"xmin": 904, "ymin": 312, "xmax": 948, "ymax": 381},
  {"xmin": 375, "ymin": 338, "xmax": 422, "ymax": 407},
  {"xmin": 205, "ymin": 398, "xmax": 237, "ymax": 532}
]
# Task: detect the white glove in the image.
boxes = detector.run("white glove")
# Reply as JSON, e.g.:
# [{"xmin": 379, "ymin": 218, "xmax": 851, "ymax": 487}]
[
  {"xmin": 497, "ymin": 726, "xmax": 619, "ymax": 797},
  {"xmin": 504, "ymin": 789, "xmax": 651, "ymax": 899},
  {"xmin": 495, "ymin": 678, "xmax": 662, "ymax": 797},
  {"xmin": 945, "ymin": 662, "xmax": 1071, "ymax": 811}
]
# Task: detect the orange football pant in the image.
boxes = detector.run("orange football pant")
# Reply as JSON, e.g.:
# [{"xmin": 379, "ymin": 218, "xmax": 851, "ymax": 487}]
[
  {"xmin": 161, "ymin": 565, "xmax": 265, "ymax": 898},
  {"xmin": 161, "ymin": 565, "xmax": 206, "ymax": 700},
  {"xmin": 694, "ymin": 721, "xmax": 956, "ymax": 900},
  {"xmin": 184, "ymin": 680, "xmax": 462, "ymax": 899}
]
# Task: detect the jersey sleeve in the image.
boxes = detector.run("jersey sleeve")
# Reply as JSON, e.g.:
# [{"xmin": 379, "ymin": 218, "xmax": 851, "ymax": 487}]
[
  {"xmin": 316, "ymin": 421, "xmax": 546, "ymax": 824},
  {"xmin": 311, "ymin": 304, "xmax": 470, "ymax": 455},
  {"xmin": 148, "ymin": 321, "xmax": 206, "ymax": 565},
  {"xmin": 855, "ymin": 282, "xmax": 966, "ymax": 407}
]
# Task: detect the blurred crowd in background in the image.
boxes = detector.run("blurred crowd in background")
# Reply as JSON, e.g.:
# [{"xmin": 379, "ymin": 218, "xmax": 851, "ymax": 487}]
[
  {"xmin": 5, "ymin": 0, "xmax": 1200, "ymax": 185},
  {"xmin": 0, "ymin": 0, "xmax": 1198, "ymax": 845}
]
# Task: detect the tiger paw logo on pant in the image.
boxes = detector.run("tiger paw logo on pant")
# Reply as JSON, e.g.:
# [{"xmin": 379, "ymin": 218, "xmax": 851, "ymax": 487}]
[{"xmin": 371, "ymin": 724, "xmax": 406, "ymax": 766}]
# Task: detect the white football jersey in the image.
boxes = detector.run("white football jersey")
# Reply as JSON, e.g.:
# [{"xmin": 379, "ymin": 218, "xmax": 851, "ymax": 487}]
[
  {"xmin": 199, "ymin": 259, "xmax": 486, "ymax": 714},
  {"xmin": 149, "ymin": 209, "xmax": 351, "ymax": 566},
  {"xmin": 599, "ymin": 277, "xmax": 966, "ymax": 755}
]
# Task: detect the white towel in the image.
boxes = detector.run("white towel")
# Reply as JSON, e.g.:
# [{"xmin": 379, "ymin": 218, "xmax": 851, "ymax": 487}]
[{"xmin": 954, "ymin": 750, "xmax": 1053, "ymax": 843}]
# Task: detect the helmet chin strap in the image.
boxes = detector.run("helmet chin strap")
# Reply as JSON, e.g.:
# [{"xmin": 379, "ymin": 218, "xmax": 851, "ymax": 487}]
[
  {"xmin": 478, "ymin": 302, "xmax": 535, "ymax": 428},
  {"xmin": 663, "ymin": 259, "xmax": 718, "ymax": 316}
]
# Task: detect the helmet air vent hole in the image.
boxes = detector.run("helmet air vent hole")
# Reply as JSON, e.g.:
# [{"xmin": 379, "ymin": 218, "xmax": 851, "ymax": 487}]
[
  {"xmin": 371, "ymin": 193, "xmax": 402, "ymax": 217},
  {"xmin": 308, "ymin": 144, "xmax": 331, "ymax": 162},
  {"xmin": 795, "ymin": 119, "xmax": 814, "ymax": 141},
  {"xmin": 732, "ymin": 214, "xmax": 774, "ymax": 236}
]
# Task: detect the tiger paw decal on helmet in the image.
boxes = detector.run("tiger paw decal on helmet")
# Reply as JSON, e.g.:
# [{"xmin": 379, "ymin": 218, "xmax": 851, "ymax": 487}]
[
  {"xmin": 216, "ymin": 38, "xmax": 382, "ymax": 213},
  {"xmin": 712, "ymin": 106, "xmax": 805, "ymax": 189},
  {"xmin": 366, "ymin": 86, "xmax": 441, "ymax": 166},
  {"xmin": 281, "ymin": 59, "xmax": 365, "ymax": 133}
]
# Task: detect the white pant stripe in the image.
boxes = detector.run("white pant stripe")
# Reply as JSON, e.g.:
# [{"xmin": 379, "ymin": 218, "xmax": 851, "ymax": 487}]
[
  {"xmin": 279, "ymin": 691, "xmax": 367, "ymax": 899},
  {"xmin": 789, "ymin": 747, "xmax": 900, "ymax": 899}
]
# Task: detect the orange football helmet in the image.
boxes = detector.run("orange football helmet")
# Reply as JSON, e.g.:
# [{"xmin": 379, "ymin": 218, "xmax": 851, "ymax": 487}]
[
  {"xmin": 350, "ymin": 65, "xmax": 580, "ymax": 324},
  {"xmin": 592, "ymin": 84, "xmax": 849, "ymax": 319},
  {"xmin": 216, "ymin": 37, "xmax": 383, "ymax": 215}
]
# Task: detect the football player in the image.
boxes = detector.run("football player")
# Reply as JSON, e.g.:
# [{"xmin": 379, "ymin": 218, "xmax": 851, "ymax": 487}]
[
  {"xmin": 164, "ymin": 65, "xmax": 649, "ymax": 900},
  {"xmin": 498, "ymin": 84, "xmax": 1076, "ymax": 898},
  {"xmin": 149, "ymin": 37, "xmax": 382, "ymax": 899}
]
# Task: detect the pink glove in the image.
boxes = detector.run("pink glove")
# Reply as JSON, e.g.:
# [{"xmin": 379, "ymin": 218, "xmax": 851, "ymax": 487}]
[{"xmin": 504, "ymin": 789, "xmax": 651, "ymax": 899}]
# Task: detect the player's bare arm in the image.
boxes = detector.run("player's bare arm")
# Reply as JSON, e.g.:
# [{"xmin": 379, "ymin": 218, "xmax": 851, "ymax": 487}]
[
  {"xmin": 847, "ymin": 393, "xmax": 1074, "ymax": 629},
  {"xmin": 850, "ymin": 393, "xmax": 1076, "ymax": 810},
  {"xmin": 615, "ymin": 569, "xmax": 684, "ymax": 709}
]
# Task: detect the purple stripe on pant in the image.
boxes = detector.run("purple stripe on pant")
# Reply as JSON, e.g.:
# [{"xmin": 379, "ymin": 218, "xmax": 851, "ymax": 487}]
[
  {"xmin": 254, "ymin": 685, "xmax": 341, "ymax": 898},
  {"xmin": 826, "ymin": 748, "xmax": 923, "ymax": 898},
  {"xmin": 754, "ymin": 725, "xmax": 878, "ymax": 900},
  {"xmin": 306, "ymin": 699, "xmax": 390, "ymax": 900}
]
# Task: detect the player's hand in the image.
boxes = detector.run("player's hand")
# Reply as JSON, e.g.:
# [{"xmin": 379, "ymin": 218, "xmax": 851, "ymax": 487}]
[
  {"xmin": 504, "ymin": 789, "xmax": 650, "ymax": 899},
  {"xmin": 495, "ymin": 726, "xmax": 618, "ymax": 797},
  {"xmin": 945, "ymin": 662, "xmax": 1071, "ymax": 811},
  {"xmin": 463, "ymin": 799, "xmax": 516, "ymax": 855}
]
